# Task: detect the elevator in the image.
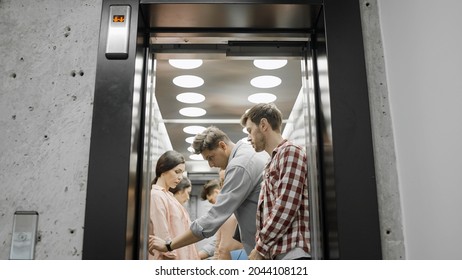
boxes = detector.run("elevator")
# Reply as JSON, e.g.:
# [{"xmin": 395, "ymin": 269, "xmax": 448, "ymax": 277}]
[{"xmin": 83, "ymin": 0, "xmax": 382, "ymax": 260}]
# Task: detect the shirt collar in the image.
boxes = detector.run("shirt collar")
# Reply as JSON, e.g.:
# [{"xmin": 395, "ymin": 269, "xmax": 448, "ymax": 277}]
[
  {"xmin": 271, "ymin": 139, "xmax": 288, "ymax": 159},
  {"xmin": 152, "ymin": 184, "xmax": 168, "ymax": 193},
  {"xmin": 228, "ymin": 140, "xmax": 243, "ymax": 165}
]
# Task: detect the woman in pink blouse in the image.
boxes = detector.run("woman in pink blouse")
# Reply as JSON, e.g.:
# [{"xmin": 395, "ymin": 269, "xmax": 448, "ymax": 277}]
[{"xmin": 148, "ymin": 150, "xmax": 199, "ymax": 260}]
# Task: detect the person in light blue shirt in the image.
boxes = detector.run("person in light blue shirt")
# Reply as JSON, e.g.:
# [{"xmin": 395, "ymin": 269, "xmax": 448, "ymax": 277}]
[{"xmin": 149, "ymin": 126, "xmax": 268, "ymax": 256}]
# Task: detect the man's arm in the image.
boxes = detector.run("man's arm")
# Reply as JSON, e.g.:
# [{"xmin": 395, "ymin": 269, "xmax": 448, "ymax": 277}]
[
  {"xmin": 149, "ymin": 229, "xmax": 202, "ymax": 253},
  {"xmin": 249, "ymin": 249, "xmax": 265, "ymax": 260}
]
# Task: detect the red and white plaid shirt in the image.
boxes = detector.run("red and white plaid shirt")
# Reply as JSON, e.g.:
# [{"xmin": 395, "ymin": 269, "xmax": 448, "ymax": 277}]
[{"xmin": 255, "ymin": 139, "xmax": 310, "ymax": 259}]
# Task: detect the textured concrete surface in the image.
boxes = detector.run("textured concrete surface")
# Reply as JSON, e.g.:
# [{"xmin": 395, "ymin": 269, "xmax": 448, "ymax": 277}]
[
  {"xmin": 0, "ymin": 0, "xmax": 405, "ymax": 259},
  {"xmin": 359, "ymin": 0, "xmax": 405, "ymax": 259},
  {"xmin": 0, "ymin": 0, "xmax": 101, "ymax": 259}
]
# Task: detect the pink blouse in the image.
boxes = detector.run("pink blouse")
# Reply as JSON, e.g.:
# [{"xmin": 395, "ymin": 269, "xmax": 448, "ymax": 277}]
[{"xmin": 149, "ymin": 185, "xmax": 199, "ymax": 260}]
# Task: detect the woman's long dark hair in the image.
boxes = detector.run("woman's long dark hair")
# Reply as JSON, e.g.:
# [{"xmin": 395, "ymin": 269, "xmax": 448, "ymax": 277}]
[{"xmin": 152, "ymin": 150, "xmax": 185, "ymax": 185}]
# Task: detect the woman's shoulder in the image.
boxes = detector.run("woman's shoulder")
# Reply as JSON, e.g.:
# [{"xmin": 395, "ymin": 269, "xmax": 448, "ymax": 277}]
[{"xmin": 151, "ymin": 185, "xmax": 170, "ymax": 200}]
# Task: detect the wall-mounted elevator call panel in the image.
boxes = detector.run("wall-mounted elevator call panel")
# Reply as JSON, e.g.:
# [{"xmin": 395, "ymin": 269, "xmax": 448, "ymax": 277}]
[
  {"xmin": 105, "ymin": 5, "xmax": 131, "ymax": 59},
  {"xmin": 10, "ymin": 211, "xmax": 39, "ymax": 260}
]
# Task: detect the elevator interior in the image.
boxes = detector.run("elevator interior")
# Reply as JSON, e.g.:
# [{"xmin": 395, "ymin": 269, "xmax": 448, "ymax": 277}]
[{"xmin": 83, "ymin": 0, "xmax": 382, "ymax": 260}]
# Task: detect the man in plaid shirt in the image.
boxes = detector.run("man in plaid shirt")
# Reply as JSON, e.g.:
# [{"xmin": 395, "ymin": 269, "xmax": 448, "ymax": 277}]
[{"xmin": 241, "ymin": 103, "xmax": 310, "ymax": 260}]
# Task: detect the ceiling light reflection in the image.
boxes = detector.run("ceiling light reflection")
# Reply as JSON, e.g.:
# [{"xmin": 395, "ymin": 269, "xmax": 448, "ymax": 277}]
[
  {"xmin": 185, "ymin": 136, "xmax": 195, "ymax": 144},
  {"xmin": 169, "ymin": 59, "xmax": 203, "ymax": 69},
  {"xmin": 253, "ymin": 59, "xmax": 288, "ymax": 70},
  {"xmin": 180, "ymin": 107, "xmax": 206, "ymax": 117},
  {"xmin": 176, "ymin": 92, "xmax": 205, "ymax": 104},
  {"xmin": 183, "ymin": 125, "xmax": 206, "ymax": 134},
  {"xmin": 250, "ymin": 75, "xmax": 281, "ymax": 88},
  {"xmin": 248, "ymin": 93, "xmax": 277, "ymax": 104},
  {"xmin": 173, "ymin": 75, "xmax": 204, "ymax": 88}
]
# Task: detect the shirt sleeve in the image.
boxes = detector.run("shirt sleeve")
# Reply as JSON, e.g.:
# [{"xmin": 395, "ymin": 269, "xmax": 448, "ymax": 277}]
[
  {"xmin": 190, "ymin": 166, "xmax": 256, "ymax": 238},
  {"xmin": 199, "ymin": 238, "xmax": 216, "ymax": 257},
  {"xmin": 255, "ymin": 145, "xmax": 307, "ymax": 257},
  {"xmin": 150, "ymin": 191, "xmax": 177, "ymax": 259}
]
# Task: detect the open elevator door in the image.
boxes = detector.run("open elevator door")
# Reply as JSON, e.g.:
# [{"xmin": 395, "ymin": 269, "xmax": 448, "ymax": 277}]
[
  {"xmin": 84, "ymin": 0, "xmax": 382, "ymax": 260},
  {"xmin": 139, "ymin": 40, "xmax": 325, "ymax": 260}
]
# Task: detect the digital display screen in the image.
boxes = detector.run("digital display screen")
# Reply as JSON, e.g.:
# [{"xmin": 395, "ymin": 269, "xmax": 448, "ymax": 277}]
[{"xmin": 113, "ymin": 15, "xmax": 125, "ymax": 23}]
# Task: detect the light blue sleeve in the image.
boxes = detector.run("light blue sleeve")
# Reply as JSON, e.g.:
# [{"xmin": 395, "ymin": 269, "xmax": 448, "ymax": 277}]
[{"xmin": 190, "ymin": 166, "xmax": 255, "ymax": 238}]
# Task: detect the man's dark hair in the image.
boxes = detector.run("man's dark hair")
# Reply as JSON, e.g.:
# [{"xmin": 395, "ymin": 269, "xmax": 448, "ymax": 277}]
[{"xmin": 240, "ymin": 103, "xmax": 283, "ymax": 132}]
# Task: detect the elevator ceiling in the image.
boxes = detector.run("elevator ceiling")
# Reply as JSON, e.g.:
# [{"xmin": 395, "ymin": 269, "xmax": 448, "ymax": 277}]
[{"xmin": 142, "ymin": 2, "xmax": 322, "ymax": 165}]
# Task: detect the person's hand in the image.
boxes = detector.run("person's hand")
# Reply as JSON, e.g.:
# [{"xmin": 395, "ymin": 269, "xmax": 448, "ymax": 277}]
[
  {"xmin": 148, "ymin": 235, "xmax": 167, "ymax": 254},
  {"xmin": 248, "ymin": 249, "xmax": 265, "ymax": 260}
]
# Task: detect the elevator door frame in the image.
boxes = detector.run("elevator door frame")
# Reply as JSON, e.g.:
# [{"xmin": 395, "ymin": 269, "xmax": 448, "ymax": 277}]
[{"xmin": 83, "ymin": 0, "xmax": 382, "ymax": 260}]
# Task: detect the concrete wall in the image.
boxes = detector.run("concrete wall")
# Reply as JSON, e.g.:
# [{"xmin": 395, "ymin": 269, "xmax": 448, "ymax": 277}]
[
  {"xmin": 0, "ymin": 0, "xmax": 101, "ymax": 259},
  {"xmin": 377, "ymin": 0, "xmax": 462, "ymax": 259},
  {"xmin": 360, "ymin": 0, "xmax": 405, "ymax": 260}
]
